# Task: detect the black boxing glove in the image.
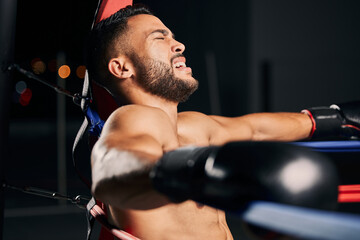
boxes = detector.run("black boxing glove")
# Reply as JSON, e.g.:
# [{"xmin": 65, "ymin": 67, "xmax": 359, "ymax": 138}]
[
  {"xmin": 302, "ymin": 101, "xmax": 360, "ymax": 140},
  {"xmin": 149, "ymin": 146, "xmax": 215, "ymax": 203},
  {"xmin": 150, "ymin": 142, "xmax": 338, "ymax": 211}
]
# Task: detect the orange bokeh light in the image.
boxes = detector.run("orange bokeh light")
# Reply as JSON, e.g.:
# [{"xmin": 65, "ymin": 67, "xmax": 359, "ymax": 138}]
[
  {"xmin": 58, "ymin": 65, "xmax": 71, "ymax": 79},
  {"xmin": 31, "ymin": 58, "xmax": 46, "ymax": 74},
  {"xmin": 76, "ymin": 65, "xmax": 86, "ymax": 79}
]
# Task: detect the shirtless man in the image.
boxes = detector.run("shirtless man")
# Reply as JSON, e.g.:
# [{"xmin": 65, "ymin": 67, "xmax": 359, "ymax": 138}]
[{"xmin": 87, "ymin": 5, "xmax": 360, "ymax": 240}]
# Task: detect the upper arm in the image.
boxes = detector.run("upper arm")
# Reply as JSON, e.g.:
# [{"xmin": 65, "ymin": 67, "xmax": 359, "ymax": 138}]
[
  {"xmin": 90, "ymin": 105, "xmax": 177, "ymax": 208},
  {"xmin": 177, "ymin": 111, "xmax": 253, "ymax": 145},
  {"xmin": 98, "ymin": 105, "xmax": 176, "ymax": 158}
]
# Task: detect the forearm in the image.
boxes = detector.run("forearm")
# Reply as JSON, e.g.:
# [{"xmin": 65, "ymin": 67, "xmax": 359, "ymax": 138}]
[
  {"xmin": 91, "ymin": 139, "xmax": 170, "ymax": 210},
  {"xmin": 245, "ymin": 112, "xmax": 312, "ymax": 141},
  {"xmin": 212, "ymin": 112, "xmax": 312, "ymax": 142},
  {"xmin": 225, "ymin": 100, "xmax": 360, "ymax": 142}
]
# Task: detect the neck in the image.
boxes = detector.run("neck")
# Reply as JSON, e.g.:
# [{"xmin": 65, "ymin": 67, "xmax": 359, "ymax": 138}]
[{"xmin": 113, "ymin": 88, "xmax": 179, "ymax": 128}]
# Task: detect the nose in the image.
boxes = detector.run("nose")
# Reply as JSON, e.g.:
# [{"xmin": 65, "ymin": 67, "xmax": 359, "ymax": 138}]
[{"xmin": 171, "ymin": 39, "xmax": 185, "ymax": 54}]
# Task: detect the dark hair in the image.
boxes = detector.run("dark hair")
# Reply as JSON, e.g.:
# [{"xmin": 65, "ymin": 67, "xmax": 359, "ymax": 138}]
[{"xmin": 86, "ymin": 4, "xmax": 153, "ymax": 90}]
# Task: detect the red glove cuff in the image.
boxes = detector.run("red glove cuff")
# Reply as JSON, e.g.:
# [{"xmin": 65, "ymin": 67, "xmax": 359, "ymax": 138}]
[{"xmin": 301, "ymin": 109, "xmax": 316, "ymax": 139}]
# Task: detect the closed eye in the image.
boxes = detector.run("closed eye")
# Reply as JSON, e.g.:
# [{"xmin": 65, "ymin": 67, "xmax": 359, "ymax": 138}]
[{"xmin": 148, "ymin": 29, "xmax": 175, "ymax": 41}]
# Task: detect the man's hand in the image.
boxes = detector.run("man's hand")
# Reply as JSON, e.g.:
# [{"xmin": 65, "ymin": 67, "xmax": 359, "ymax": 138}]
[{"xmin": 302, "ymin": 101, "xmax": 360, "ymax": 140}]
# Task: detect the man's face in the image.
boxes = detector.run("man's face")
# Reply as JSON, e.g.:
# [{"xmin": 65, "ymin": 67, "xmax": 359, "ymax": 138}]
[{"xmin": 126, "ymin": 14, "xmax": 198, "ymax": 102}]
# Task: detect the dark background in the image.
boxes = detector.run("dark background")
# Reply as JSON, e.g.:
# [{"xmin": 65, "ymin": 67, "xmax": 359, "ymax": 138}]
[{"xmin": 2, "ymin": 0, "xmax": 360, "ymax": 239}]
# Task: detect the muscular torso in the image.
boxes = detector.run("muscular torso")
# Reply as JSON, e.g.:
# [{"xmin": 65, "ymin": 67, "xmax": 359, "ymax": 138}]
[
  {"xmin": 96, "ymin": 105, "xmax": 310, "ymax": 239},
  {"xmin": 105, "ymin": 109, "xmax": 234, "ymax": 240}
]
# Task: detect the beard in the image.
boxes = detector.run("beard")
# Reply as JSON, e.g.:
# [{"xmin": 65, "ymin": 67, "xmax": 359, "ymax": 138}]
[{"xmin": 130, "ymin": 53, "xmax": 199, "ymax": 103}]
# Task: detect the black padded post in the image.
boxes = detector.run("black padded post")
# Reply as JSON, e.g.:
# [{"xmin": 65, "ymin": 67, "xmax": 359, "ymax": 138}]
[{"xmin": 0, "ymin": 0, "xmax": 17, "ymax": 238}]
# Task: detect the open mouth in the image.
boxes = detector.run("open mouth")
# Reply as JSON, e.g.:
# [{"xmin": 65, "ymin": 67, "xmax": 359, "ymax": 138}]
[
  {"xmin": 174, "ymin": 61, "xmax": 186, "ymax": 68},
  {"xmin": 172, "ymin": 56, "xmax": 191, "ymax": 73}
]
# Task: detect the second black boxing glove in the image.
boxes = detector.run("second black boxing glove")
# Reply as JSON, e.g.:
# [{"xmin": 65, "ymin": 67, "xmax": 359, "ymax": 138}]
[
  {"xmin": 150, "ymin": 142, "xmax": 338, "ymax": 211},
  {"xmin": 302, "ymin": 101, "xmax": 360, "ymax": 140}
]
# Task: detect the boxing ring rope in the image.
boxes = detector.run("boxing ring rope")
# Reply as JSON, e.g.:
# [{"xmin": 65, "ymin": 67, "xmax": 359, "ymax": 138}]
[
  {"xmin": 240, "ymin": 200, "xmax": 360, "ymax": 240},
  {"xmin": 296, "ymin": 140, "xmax": 360, "ymax": 152},
  {"xmin": 339, "ymin": 184, "xmax": 360, "ymax": 203}
]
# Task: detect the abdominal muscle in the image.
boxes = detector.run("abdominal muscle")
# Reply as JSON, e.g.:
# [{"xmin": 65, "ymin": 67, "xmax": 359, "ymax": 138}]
[{"xmin": 108, "ymin": 200, "xmax": 233, "ymax": 240}]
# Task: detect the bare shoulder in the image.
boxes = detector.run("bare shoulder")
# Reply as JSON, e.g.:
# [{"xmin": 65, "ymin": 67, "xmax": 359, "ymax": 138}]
[
  {"xmin": 100, "ymin": 104, "xmax": 178, "ymax": 152},
  {"xmin": 108, "ymin": 104, "xmax": 169, "ymax": 123},
  {"xmin": 104, "ymin": 104, "xmax": 173, "ymax": 133}
]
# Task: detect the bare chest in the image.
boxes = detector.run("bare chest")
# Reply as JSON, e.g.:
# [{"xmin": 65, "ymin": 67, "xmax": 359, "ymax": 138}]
[
  {"xmin": 177, "ymin": 131, "xmax": 210, "ymax": 147},
  {"xmin": 176, "ymin": 117, "xmax": 212, "ymax": 147}
]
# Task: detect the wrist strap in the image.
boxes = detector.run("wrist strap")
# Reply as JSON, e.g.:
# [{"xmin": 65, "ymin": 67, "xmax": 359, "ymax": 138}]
[{"xmin": 301, "ymin": 110, "xmax": 316, "ymax": 139}]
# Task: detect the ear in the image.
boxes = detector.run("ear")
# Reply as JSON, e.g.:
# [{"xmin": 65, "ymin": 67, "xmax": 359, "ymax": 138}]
[{"xmin": 108, "ymin": 56, "xmax": 134, "ymax": 79}]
